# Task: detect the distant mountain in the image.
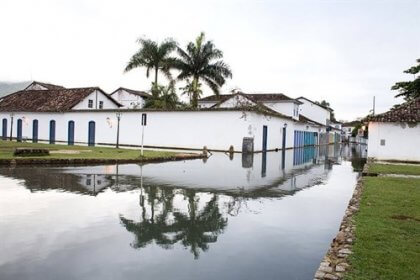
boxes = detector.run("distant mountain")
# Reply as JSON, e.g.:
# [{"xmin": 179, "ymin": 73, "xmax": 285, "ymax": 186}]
[{"xmin": 0, "ymin": 81, "xmax": 31, "ymax": 98}]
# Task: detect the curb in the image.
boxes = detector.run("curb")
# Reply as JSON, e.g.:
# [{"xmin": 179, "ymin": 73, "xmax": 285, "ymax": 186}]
[{"xmin": 0, "ymin": 153, "xmax": 206, "ymax": 166}]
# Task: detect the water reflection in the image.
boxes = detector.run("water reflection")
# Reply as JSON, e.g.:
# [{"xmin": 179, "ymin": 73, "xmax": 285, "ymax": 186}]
[
  {"xmin": 120, "ymin": 188, "xmax": 227, "ymax": 259},
  {"xmin": 0, "ymin": 144, "xmax": 366, "ymax": 279}
]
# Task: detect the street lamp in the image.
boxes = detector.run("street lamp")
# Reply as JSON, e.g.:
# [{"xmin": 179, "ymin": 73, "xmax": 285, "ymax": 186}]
[
  {"xmin": 9, "ymin": 112, "xmax": 14, "ymax": 141},
  {"xmin": 116, "ymin": 111, "xmax": 121, "ymax": 148}
]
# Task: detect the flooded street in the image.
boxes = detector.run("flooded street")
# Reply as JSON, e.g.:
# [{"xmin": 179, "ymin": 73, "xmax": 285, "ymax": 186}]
[{"xmin": 0, "ymin": 144, "xmax": 366, "ymax": 280}]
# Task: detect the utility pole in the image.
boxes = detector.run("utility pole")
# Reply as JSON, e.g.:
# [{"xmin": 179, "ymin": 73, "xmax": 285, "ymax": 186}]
[
  {"xmin": 9, "ymin": 113, "xmax": 14, "ymax": 141},
  {"xmin": 116, "ymin": 111, "xmax": 121, "ymax": 148},
  {"xmin": 372, "ymin": 96, "xmax": 376, "ymax": 116}
]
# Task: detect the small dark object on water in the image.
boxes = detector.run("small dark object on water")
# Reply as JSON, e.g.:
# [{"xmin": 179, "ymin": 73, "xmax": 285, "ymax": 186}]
[{"xmin": 14, "ymin": 148, "xmax": 50, "ymax": 157}]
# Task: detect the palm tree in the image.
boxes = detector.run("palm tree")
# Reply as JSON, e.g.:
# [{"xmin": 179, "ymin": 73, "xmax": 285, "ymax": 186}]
[
  {"xmin": 144, "ymin": 82, "xmax": 180, "ymax": 109},
  {"xmin": 124, "ymin": 38, "xmax": 177, "ymax": 95},
  {"xmin": 174, "ymin": 32, "xmax": 232, "ymax": 108}
]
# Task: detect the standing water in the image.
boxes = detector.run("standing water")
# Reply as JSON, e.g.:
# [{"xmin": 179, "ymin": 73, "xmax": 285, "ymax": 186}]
[{"xmin": 0, "ymin": 144, "xmax": 366, "ymax": 280}]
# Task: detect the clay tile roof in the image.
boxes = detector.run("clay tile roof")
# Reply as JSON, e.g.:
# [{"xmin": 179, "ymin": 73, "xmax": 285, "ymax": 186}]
[
  {"xmin": 111, "ymin": 87, "xmax": 151, "ymax": 98},
  {"xmin": 24, "ymin": 81, "xmax": 65, "ymax": 90},
  {"xmin": 0, "ymin": 87, "xmax": 103, "ymax": 112},
  {"xmin": 199, "ymin": 92, "xmax": 300, "ymax": 103},
  {"xmin": 367, "ymin": 98, "xmax": 420, "ymax": 123}
]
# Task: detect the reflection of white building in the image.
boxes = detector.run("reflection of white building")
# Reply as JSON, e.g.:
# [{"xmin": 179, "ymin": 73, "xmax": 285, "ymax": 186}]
[
  {"xmin": 65, "ymin": 148, "xmax": 339, "ymax": 195},
  {"xmin": 78, "ymin": 174, "xmax": 110, "ymax": 194}
]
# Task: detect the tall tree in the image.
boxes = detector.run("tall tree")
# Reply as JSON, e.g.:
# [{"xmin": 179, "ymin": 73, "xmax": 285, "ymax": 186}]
[
  {"xmin": 174, "ymin": 32, "xmax": 232, "ymax": 108},
  {"xmin": 144, "ymin": 82, "xmax": 180, "ymax": 109},
  {"xmin": 391, "ymin": 58, "xmax": 420, "ymax": 100},
  {"xmin": 124, "ymin": 38, "xmax": 177, "ymax": 95}
]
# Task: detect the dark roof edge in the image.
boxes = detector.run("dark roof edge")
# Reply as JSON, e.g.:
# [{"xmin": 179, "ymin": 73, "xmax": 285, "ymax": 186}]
[{"xmin": 297, "ymin": 96, "xmax": 333, "ymax": 111}]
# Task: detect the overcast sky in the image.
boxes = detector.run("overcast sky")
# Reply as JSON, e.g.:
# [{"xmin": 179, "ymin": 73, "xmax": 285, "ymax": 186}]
[{"xmin": 0, "ymin": 0, "xmax": 419, "ymax": 120}]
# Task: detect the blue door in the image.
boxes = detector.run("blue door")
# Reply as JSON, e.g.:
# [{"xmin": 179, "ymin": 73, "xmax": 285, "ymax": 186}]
[
  {"xmin": 2, "ymin": 118, "xmax": 7, "ymax": 140},
  {"xmin": 32, "ymin": 120, "xmax": 38, "ymax": 143},
  {"xmin": 17, "ymin": 119, "xmax": 23, "ymax": 142},
  {"xmin": 262, "ymin": 125, "xmax": 268, "ymax": 152},
  {"xmin": 49, "ymin": 120, "xmax": 56, "ymax": 144},
  {"xmin": 68, "ymin": 121, "xmax": 75, "ymax": 145},
  {"xmin": 88, "ymin": 121, "xmax": 95, "ymax": 146}
]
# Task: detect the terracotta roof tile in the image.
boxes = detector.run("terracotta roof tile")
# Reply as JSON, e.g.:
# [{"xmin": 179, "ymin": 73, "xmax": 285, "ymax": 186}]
[
  {"xmin": 199, "ymin": 92, "xmax": 299, "ymax": 103},
  {"xmin": 0, "ymin": 87, "xmax": 112, "ymax": 112},
  {"xmin": 368, "ymin": 98, "xmax": 420, "ymax": 123}
]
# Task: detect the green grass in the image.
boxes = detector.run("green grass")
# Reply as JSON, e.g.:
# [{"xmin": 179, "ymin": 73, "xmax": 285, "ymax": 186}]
[
  {"xmin": 0, "ymin": 140, "xmax": 176, "ymax": 160},
  {"xmin": 346, "ymin": 175, "xmax": 420, "ymax": 280},
  {"xmin": 368, "ymin": 163, "xmax": 420, "ymax": 176}
]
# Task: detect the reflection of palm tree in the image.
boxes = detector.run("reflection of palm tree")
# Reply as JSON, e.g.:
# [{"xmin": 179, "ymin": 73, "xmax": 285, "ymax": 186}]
[
  {"xmin": 119, "ymin": 187, "xmax": 227, "ymax": 259},
  {"xmin": 171, "ymin": 191, "xmax": 228, "ymax": 259},
  {"xmin": 120, "ymin": 186, "xmax": 176, "ymax": 249}
]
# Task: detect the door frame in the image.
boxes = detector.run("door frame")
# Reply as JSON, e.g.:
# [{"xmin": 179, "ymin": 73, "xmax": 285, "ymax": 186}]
[
  {"xmin": 17, "ymin": 119, "xmax": 23, "ymax": 142},
  {"xmin": 88, "ymin": 121, "xmax": 95, "ymax": 146},
  {"xmin": 68, "ymin": 120, "xmax": 75, "ymax": 145},
  {"xmin": 49, "ymin": 120, "xmax": 56, "ymax": 144}
]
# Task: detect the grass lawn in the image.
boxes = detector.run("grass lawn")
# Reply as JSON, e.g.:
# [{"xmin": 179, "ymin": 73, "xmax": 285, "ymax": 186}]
[
  {"xmin": 0, "ymin": 140, "xmax": 176, "ymax": 160},
  {"xmin": 368, "ymin": 163, "xmax": 420, "ymax": 176},
  {"xmin": 346, "ymin": 173, "xmax": 420, "ymax": 279}
]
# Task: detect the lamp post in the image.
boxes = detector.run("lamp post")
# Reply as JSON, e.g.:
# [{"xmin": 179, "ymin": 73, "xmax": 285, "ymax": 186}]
[
  {"xmin": 116, "ymin": 111, "xmax": 121, "ymax": 149},
  {"xmin": 9, "ymin": 113, "xmax": 14, "ymax": 141},
  {"xmin": 281, "ymin": 123, "xmax": 287, "ymax": 170}
]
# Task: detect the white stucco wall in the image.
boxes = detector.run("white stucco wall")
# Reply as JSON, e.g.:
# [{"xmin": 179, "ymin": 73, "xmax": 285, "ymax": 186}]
[
  {"xmin": 297, "ymin": 98, "xmax": 330, "ymax": 126},
  {"xmin": 72, "ymin": 90, "xmax": 119, "ymax": 110},
  {"xmin": 110, "ymin": 89, "xmax": 146, "ymax": 109},
  {"xmin": 263, "ymin": 101, "xmax": 299, "ymax": 120},
  {"xmin": 0, "ymin": 110, "xmax": 325, "ymax": 152},
  {"xmin": 368, "ymin": 122, "xmax": 420, "ymax": 161}
]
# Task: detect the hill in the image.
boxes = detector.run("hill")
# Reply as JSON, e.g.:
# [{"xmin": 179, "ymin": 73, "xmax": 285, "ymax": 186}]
[{"xmin": 0, "ymin": 81, "xmax": 31, "ymax": 98}]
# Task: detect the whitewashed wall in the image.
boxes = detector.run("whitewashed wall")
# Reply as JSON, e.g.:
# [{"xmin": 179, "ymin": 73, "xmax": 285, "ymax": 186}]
[
  {"xmin": 72, "ymin": 90, "xmax": 119, "ymax": 110},
  {"xmin": 297, "ymin": 98, "xmax": 330, "ymax": 126},
  {"xmin": 368, "ymin": 122, "xmax": 420, "ymax": 161},
  {"xmin": 111, "ymin": 89, "xmax": 146, "ymax": 109},
  {"xmin": 263, "ymin": 102, "xmax": 299, "ymax": 120},
  {"xmin": 0, "ymin": 110, "xmax": 325, "ymax": 152}
]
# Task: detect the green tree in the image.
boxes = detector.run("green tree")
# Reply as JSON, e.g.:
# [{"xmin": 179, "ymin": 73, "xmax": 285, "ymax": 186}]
[
  {"xmin": 391, "ymin": 58, "xmax": 420, "ymax": 100},
  {"xmin": 144, "ymin": 82, "xmax": 180, "ymax": 109},
  {"xmin": 124, "ymin": 38, "xmax": 177, "ymax": 95},
  {"xmin": 174, "ymin": 32, "xmax": 232, "ymax": 108},
  {"xmin": 179, "ymin": 79, "xmax": 202, "ymax": 105}
]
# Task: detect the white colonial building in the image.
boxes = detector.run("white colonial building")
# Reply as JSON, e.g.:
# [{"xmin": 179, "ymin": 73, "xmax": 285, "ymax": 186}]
[
  {"xmin": 367, "ymin": 97, "xmax": 420, "ymax": 162},
  {"xmin": 110, "ymin": 87, "xmax": 150, "ymax": 109},
  {"xmin": 0, "ymin": 82, "xmax": 340, "ymax": 153}
]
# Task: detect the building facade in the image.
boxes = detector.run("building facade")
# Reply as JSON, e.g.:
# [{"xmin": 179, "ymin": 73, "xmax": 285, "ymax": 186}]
[
  {"xmin": 0, "ymin": 82, "xmax": 340, "ymax": 152},
  {"xmin": 367, "ymin": 98, "xmax": 420, "ymax": 162}
]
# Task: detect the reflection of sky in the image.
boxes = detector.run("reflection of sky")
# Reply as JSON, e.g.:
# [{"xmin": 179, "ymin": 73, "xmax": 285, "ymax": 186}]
[{"xmin": 0, "ymin": 145, "xmax": 365, "ymax": 280}]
